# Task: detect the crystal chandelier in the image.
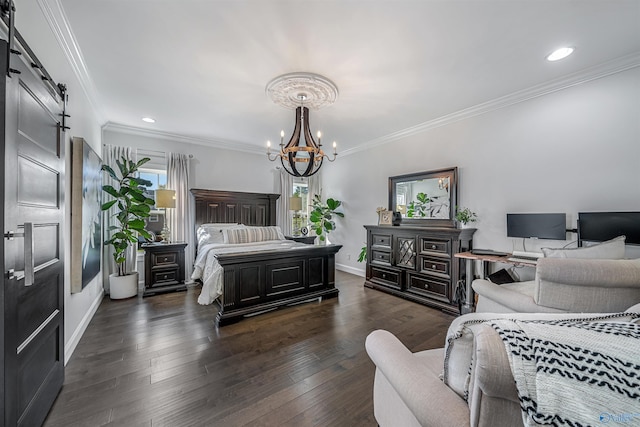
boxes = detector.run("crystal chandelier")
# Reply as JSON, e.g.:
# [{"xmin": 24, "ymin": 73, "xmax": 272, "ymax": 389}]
[{"xmin": 265, "ymin": 72, "xmax": 339, "ymax": 177}]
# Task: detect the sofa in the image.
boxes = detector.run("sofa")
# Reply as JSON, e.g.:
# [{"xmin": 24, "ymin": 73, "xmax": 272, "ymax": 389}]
[
  {"xmin": 472, "ymin": 257, "xmax": 640, "ymax": 313},
  {"xmin": 472, "ymin": 236, "xmax": 639, "ymax": 313},
  {"xmin": 365, "ymin": 306, "xmax": 640, "ymax": 427}
]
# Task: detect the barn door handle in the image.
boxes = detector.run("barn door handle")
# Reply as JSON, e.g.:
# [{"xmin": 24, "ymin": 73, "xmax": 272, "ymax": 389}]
[
  {"xmin": 24, "ymin": 222, "xmax": 34, "ymax": 286},
  {"xmin": 4, "ymin": 223, "xmax": 34, "ymax": 286}
]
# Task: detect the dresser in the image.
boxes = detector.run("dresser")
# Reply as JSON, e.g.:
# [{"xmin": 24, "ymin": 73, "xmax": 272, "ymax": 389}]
[
  {"xmin": 364, "ymin": 225, "xmax": 475, "ymax": 315},
  {"xmin": 141, "ymin": 242, "xmax": 188, "ymax": 296}
]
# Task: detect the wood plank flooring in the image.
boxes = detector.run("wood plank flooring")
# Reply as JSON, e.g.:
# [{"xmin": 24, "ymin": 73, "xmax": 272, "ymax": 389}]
[{"xmin": 44, "ymin": 271, "xmax": 455, "ymax": 427}]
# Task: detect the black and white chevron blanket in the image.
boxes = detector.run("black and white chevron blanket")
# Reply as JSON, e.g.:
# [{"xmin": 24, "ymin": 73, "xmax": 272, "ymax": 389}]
[{"xmin": 490, "ymin": 319, "xmax": 640, "ymax": 427}]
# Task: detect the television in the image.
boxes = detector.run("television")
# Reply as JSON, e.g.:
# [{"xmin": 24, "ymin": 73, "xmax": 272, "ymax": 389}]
[
  {"xmin": 578, "ymin": 212, "xmax": 640, "ymax": 246},
  {"xmin": 506, "ymin": 213, "xmax": 567, "ymax": 240}
]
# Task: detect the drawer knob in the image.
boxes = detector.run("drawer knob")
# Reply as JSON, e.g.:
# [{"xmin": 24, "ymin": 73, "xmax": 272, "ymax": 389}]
[
  {"xmin": 424, "ymin": 284, "xmax": 430, "ymax": 289},
  {"xmin": 382, "ymin": 273, "xmax": 386, "ymax": 278},
  {"xmin": 431, "ymin": 245, "xmax": 436, "ymax": 249},
  {"xmin": 432, "ymin": 264, "xmax": 437, "ymax": 269}
]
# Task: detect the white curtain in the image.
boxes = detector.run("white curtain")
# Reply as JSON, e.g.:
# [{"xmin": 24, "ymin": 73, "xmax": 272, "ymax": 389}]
[
  {"xmin": 308, "ymin": 171, "xmax": 322, "ymax": 210},
  {"xmin": 166, "ymin": 153, "xmax": 195, "ymax": 282},
  {"xmin": 101, "ymin": 144, "xmax": 135, "ymax": 293},
  {"xmin": 277, "ymin": 170, "xmax": 294, "ymax": 235}
]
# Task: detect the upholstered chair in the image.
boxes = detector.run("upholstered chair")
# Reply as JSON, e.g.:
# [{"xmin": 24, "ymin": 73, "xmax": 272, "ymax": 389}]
[{"xmin": 365, "ymin": 306, "xmax": 640, "ymax": 427}]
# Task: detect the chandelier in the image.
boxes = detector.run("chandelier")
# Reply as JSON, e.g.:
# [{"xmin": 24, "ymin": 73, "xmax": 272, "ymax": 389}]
[{"xmin": 265, "ymin": 72, "xmax": 339, "ymax": 177}]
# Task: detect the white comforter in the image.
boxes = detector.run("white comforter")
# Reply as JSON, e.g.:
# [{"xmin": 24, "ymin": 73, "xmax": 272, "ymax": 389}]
[{"xmin": 191, "ymin": 240, "xmax": 305, "ymax": 305}]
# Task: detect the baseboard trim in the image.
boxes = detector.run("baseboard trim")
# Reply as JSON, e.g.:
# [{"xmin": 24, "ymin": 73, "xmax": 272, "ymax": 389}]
[
  {"xmin": 336, "ymin": 263, "xmax": 365, "ymax": 277},
  {"xmin": 64, "ymin": 288, "xmax": 104, "ymax": 365}
]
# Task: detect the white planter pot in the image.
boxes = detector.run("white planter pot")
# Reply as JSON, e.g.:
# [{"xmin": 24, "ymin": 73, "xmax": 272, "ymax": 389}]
[{"xmin": 109, "ymin": 272, "xmax": 138, "ymax": 299}]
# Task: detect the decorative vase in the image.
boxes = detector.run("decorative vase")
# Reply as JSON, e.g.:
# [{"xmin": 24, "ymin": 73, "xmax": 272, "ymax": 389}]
[
  {"xmin": 315, "ymin": 236, "xmax": 328, "ymax": 246},
  {"xmin": 109, "ymin": 272, "xmax": 138, "ymax": 299}
]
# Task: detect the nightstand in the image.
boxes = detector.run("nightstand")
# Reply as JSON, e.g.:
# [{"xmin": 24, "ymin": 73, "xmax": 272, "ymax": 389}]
[
  {"xmin": 141, "ymin": 242, "xmax": 188, "ymax": 296},
  {"xmin": 285, "ymin": 235, "xmax": 316, "ymax": 244}
]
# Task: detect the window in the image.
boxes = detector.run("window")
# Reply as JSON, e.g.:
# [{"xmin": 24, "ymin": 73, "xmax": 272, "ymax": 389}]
[
  {"xmin": 136, "ymin": 148, "xmax": 167, "ymax": 237},
  {"xmin": 292, "ymin": 180, "xmax": 309, "ymax": 225}
]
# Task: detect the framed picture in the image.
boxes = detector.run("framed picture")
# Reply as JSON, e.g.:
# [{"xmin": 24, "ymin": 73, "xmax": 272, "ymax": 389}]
[
  {"xmin": 70, "ymin": 137, "xmax": 102, "ymax": 293},
  {"xmin": 378, "ymin": 210, "xmax": 393, "ymax": 225}
]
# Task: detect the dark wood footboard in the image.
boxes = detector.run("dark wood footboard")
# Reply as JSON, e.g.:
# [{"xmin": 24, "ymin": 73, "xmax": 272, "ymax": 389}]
[{"xmin": 215, "ymin": 244, "xmax": 342, "ymax": 326}]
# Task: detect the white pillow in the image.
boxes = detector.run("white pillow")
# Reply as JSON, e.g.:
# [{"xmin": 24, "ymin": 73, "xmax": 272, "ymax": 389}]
[
  {"xmin": 224, "ymin": 226, "xmax": 285, "ymax": 244},
  {"xmin": 197, "ymin": 223, "xmax": 243, "ymax": 249},
  {"xmin": 542, "ymin": 235, "xmax": 626, "ymax": 259}
]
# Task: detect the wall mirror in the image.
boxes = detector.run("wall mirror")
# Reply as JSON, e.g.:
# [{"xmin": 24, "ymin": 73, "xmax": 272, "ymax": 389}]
[{"xmin": 388, "ymin": 167, "xmax": 458, "ymax": 227}]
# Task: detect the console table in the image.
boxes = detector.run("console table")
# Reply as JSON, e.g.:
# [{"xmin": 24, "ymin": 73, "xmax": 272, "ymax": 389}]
[
  {"xmin": 364, "ymin": 225, "xmax": 475, "ymax": 315},
  {"xmin": 455, "ymin": 251, "xmax": 537, "ymax": 313}
]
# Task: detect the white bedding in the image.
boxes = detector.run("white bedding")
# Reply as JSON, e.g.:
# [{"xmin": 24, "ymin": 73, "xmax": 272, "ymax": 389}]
[{"xmin": 191, "ymin": 240, "xmax": 305, "ymax": 305}]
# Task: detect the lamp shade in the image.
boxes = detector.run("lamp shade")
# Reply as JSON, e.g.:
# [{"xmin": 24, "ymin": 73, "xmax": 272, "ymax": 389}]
[
  {"xmin": 155, "ymin": 189, "xmax": 176, "ymax": 209},
  {"xmin": 289, "ymin": 196, "xmax": 302, "ymax": 211}
]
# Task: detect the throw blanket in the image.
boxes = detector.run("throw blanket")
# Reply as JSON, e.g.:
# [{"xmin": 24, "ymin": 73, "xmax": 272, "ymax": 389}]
[{"xmin": 490, "ymin": 319, "xmax": 640, "ymax": 427}]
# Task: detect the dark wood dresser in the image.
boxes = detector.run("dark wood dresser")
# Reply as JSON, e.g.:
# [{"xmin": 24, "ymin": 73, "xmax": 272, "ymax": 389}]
[
  {"xmin": 364, "ymin": 225, "xmax": 475, "ymax": 315},
  {"xmin": 141, "ymin": 242, "xmax": 188, "ymax": 296}
]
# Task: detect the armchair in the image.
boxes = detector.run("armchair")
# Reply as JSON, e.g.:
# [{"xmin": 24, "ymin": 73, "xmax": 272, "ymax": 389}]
[
  {"xmin": 473, "ymin": 257, "xmax": 640, "ymax": 313},
  {"xmin": 365, "ymin": 307, "xmax": 640, "ymax": 427}
]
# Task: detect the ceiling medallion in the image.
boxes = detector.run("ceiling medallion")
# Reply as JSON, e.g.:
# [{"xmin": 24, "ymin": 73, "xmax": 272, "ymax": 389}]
[
  {"xmin": 266, "ymin": 72, "xmax": 339, "ymax": 110},
  {"xmin": 265, "ymin": 72, "xmax": 339, "ymax": 177}
]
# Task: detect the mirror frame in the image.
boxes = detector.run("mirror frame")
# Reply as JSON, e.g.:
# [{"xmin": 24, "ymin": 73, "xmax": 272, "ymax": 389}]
[{"xmin": 388, "ymin": 167, "xmax": 458, "ymax": 227}]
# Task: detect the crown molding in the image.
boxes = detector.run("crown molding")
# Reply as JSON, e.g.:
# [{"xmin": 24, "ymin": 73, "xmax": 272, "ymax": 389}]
[
  {"xmin": 38, "ymin": 0, "xmax": 105, "ymax": 123},
  {"xmin": 341, "ymin": 51, "xmax": 640, "ymax": 157},
  {"xmin": 102, "ymin": 122, "xmax": 263, "ymax": 155}
]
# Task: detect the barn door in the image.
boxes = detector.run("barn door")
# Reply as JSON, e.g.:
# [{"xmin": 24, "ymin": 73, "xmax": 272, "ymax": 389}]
[{"xmin": 2, "ymin": 31, "xmax": 66, "ymax": 427}]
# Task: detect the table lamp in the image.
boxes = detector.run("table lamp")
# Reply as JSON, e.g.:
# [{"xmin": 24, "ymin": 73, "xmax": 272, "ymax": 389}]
[
  {"xmin": 155, "ymin": 189, "xmax": 176, "ymax": 242},
  {"xmin": 289, "ymin": 196, "xmax": 303, "ymax": 236}
]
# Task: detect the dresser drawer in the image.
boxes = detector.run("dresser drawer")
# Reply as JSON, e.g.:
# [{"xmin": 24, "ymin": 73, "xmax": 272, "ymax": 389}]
[
  {"xmin": 371, "ymin": 233, "xmax": 392, "ymax": 249},
  {"xmin": 371, "ymin": 250, "xmax": 391, "ymax": 266},
  {"xmin": 151, "ymin": 268, "xmax": 179, "ymax": 285},
  {"xmin": 407, "ymin": 273, "xmax": 450, "ymax": 303},
  {"xmin": 419, "ymin": 256, "xmax": 450, "ymax": 278},
  {"xmin": 420, "ymin": 238, "xmax": 450, "ymax": 256},
  {"xmin": 370, "ymin": 266, "xmax": 401, "ymax": 290},
  {"xmin": 152, "ymin": 251, "xmax": 179, "ymax": 267}
]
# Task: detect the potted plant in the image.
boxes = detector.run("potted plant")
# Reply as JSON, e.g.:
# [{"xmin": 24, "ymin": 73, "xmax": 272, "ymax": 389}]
[
  {"xmin": 102, "ymin": 156, "xmax": 155, "ymax": 299},
  {"xmin": 455, "ymin": 206, "xmax": 478, "ymax": 228},
  {"xmin": 309, "ymin": 195, "xmax": 344, "ymax": 244}
]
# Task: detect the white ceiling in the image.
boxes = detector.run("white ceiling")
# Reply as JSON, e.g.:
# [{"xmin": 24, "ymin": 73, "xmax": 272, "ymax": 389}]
[{"xmin": 56, "ymin": 0, "xmax": 640, "ymax": 154}]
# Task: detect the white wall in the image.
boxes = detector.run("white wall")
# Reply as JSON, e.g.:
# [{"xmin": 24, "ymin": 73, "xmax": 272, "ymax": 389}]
[
  {"xmin": 18, "ymin": 0, "xmax": 105, "ymax": 363},
  {"xmin": 102, "ymin": 131, "xmax": 279, "ymax": 193},
  {"xmin": 325, "ymin": 67, "xmax": 640, "ymax": 276}
]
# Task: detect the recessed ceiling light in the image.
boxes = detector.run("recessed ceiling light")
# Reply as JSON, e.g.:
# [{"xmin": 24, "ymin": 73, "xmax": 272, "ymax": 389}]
[
  {"xmin": 546, "ymin": 47, "xmax": 574, "ymax": 62},
  {"xmin": 142, "ymin": 117, "xmax": 156, "ymax": 123}
]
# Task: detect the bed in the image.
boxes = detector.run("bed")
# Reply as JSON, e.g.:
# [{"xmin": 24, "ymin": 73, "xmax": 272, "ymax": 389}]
[{"xmin": 190, "ymin": 189, "xmax": 341, "ymax": 326}]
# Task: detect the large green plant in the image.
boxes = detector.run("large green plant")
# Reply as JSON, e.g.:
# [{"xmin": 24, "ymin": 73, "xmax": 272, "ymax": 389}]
[
  {"xmin": 102, "ymin": 157, "xmax": 155, "ymax": 276},
  {"xmin": 309, "ymin": 195, "xmax": 344, "ymax": 242}
]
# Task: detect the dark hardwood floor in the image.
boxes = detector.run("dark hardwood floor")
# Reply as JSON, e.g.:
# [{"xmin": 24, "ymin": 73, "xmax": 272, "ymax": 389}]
[{"xmin": 44, "ymin": 271, "xmax": 455, "ymax": 427}]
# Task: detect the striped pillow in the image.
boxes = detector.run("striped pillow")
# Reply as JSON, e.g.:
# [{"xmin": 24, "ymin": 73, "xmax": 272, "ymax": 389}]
[{"xmin": 224, "ymin": 226, "xmax": 284, "ymax": 244}]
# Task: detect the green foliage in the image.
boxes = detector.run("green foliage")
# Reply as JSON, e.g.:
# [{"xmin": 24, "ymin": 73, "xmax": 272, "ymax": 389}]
[
  {"xmin": 357, "ymin": 245, "xmax": 367, "ymax": 262},
  {"xmin": 102, "ymin": 156, "xmax": 155, "ymax": 276},
  {"xmin": 455, "ymin": 206, "xmax": 478, "ymax": 224},
  {"xmin": 406, "ymin": 192, "xmax": 431, "ymax": 218},
  {"xmin": 309, "ymin": 195, "xmax": 344, "ymax": 242}
]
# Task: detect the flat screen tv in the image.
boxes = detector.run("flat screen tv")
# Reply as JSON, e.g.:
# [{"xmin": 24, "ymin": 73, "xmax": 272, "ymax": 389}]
[
  {"xmin": 578, "ymin": 212, "xmax": 640, "ymax": 246},
  {"xmin": 507, "ymin": 213, "xmax": 566, "ymax": 240}
]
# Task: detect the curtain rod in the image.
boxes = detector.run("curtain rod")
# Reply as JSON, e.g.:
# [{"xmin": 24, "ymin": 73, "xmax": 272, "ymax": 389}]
[{"xmin": 102, "ymin": 144, "xmax": 194, "ymax": 158}]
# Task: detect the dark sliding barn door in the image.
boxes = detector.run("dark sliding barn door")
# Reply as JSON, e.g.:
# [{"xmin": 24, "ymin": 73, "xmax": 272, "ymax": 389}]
[{"xmin": 1, "ymin": 35, "xmax": 66, "ymax": 426}]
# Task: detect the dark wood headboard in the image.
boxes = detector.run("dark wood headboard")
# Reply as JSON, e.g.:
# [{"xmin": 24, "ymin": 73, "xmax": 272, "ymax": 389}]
[{"xmin": 190, "ymin": 189, "xmax": 280, "ymax": 230}]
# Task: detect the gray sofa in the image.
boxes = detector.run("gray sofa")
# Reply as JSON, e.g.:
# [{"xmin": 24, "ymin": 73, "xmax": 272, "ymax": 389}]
[
  {"xmin": 472, "ymin": 257, "xmax": 640, "ymax": 313},
  {"xmin": 365, "ymin": 307, "xmax": 640, "ymax": 427}
]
